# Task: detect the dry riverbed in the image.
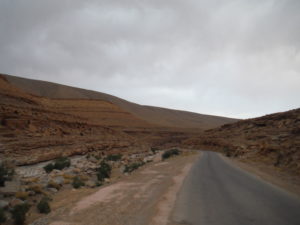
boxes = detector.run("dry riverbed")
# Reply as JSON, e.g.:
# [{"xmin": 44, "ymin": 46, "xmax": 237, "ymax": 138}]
[{"xmin": 29, "ymin": 152, "xmax": 199, "ymax": 225}]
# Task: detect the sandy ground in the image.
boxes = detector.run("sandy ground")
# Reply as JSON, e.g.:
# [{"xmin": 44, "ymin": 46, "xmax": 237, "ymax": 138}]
[{"xmin": 30, "ymin": 153, "xmax": 199, "ymax": 225}]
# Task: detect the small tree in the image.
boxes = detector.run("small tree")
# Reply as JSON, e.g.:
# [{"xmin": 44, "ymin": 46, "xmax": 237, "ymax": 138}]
[
  {"xmin": 53, "ymin": 157, "xmax": 70, "ymax": 170},
  {"xmin": 43, "ymin": 163, "xmax": 54, "ymax": 173},
  {"xmin": 162, "ymin": 149, "xmax": 180, "ymax": 160},
  {"xmin": 97, "ymin": 161, "xmax": 111, "ymax": 182},
  {"xmin": 37, "ymin": 197, "xmax": 51, "ymax": 214},
  {"xmin": 11, "ymin": 203, "xmax": 30, "ymax": 225}
]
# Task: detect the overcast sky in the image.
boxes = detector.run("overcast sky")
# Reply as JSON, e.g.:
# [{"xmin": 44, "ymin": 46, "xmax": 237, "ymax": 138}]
[{"xmin": 0, "ymin": 0, "xmax": 299, "ymax": 119}]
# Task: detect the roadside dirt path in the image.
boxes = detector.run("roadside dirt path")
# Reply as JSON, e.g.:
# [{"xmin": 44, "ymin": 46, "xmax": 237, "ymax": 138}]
[{"xmin": 33, "ymin": 153, "xmax": 199, "ymax": 225}]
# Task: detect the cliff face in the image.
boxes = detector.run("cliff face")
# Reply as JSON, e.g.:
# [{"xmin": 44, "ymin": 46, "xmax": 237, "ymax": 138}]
[{"xmin": 183, "ymin": 108, "xmax": 300, "ymax": 175}]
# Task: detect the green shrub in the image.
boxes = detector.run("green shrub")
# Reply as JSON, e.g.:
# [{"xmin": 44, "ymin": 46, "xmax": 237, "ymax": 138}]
[
  {"xmin": 124, "ymin": 162, "xmax": 144, "ymax": 173},
  {"xmin": 0, "ymin": 208, "xmax": 6, "ymax": 223},
  {"xmin": 37, "ymin": 197, "xmax": 51, "ymax": 214},
  {"xmin": 43, "ymin": 163, "xmax": 54, "ymax": 173},
  {"xmin": 97, "ymin": 161, "xmax": 112, "ymax": 182},
  {"xmin": 106, "ymin": 154, "xmax": 122, "ymax": 161},
  {"xmin": 43, "ymin": 157, "xmax": 71, "ymax": 173},
  {"xmin": 72, "ymin": 176, "xmax": 85, "ymax": 189},
  {"xmin": 53, "ymin": 157, "xmax": 71, "ymax": 170},
  {"xmin": 11, "ymin": 203, "xmax": 30, "ymax": 225},
  {"xmin": 162, "ymin": 149, "xmax": 180, "ymax": 160},
  {"xmin": 0, "ymin": 163, "xmax": 14, "ymax": 186}
]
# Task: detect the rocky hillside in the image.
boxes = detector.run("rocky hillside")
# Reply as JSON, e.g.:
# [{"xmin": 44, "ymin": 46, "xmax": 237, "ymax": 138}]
[
  {"xmin": 183, "ymin": 108, "xmax": 300, "ymax": 175},
  {"xmin": 2, "ymin": 74, "xmax": 237, "ymax": 129},
  {"xmin": 0, "ymin": 75, "xmax": 150, "ymax": 165}
]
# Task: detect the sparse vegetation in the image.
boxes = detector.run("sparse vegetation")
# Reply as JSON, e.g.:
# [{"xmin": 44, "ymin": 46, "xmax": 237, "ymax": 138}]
[
  {"xmin": 11, "ymin": 203, "xmax": 30, "ymax": 225},
  {"xmin": 124, "ymin": 162, "xmax": 144, "ymax": 173},
  {"xmin": 106, "ymin": 154, "xmax": 122, "ymax": 161},
  {"xmin": 43, "ymin": 157, "xmax": 71, "ymax": 173},
  {"xmin": 97, "ymin": 161, "xmax": 112, "ymax": 182},
  {"xmin": 53, "ymin": 157, "xmax": 71, "ymax": 170},
  {"xmin": 37, "ymin": 197, "xmax": 51, "ymax": 214},
  {"xmin": 43, "ymin": 163, "xmax": 54, "ymax": 173},
  {"xmin": 0, "ymin": 163, "xmax": 14, "ymax": 186},
  {"xmin": 162, "ymin": 149, "xmax": 180, "ymax": 160},
  {"xmin": 0, "ymin": 208, "xmax": 6, "ymax": 223},
  {"xmin": 72, "ymin": 176, "xmax": 85, "ymax": 189}
]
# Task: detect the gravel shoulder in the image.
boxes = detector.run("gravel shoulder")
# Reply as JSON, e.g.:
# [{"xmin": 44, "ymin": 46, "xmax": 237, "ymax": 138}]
[
  {"xmin": 225, "ymin": 155, "xmax": 300, "ymax": 198},
  {"xmin": 30, "ymin": 152, "xmax": 199, "ymax": 225}
]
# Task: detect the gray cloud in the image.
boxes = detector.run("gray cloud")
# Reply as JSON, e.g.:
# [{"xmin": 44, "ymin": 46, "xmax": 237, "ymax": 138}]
[{"xmin": 0, "ymin": 0, "xmax": 299, "ymax": 118}]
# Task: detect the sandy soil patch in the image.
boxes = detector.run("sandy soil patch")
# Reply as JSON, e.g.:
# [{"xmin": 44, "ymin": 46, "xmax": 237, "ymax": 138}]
[{"xmin": 151, "ymin": 163, "xmax": 194, "ymax": 225}]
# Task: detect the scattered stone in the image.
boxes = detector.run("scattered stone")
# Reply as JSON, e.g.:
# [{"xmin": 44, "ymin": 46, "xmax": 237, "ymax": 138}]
[{"xmin": 47, "ymin": 188, "xmax": 58, "ymax": 193}]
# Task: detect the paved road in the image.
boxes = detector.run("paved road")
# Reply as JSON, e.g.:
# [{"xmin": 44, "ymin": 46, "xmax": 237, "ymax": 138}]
[{"xmin": 171, "ymin": 151, "xmax": 300, "ymax": 225}]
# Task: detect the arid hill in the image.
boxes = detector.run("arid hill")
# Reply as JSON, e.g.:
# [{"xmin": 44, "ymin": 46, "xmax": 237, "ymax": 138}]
[
  {"xmin": 3, "ymin": 74, "xmax": 237, "ymax": 130},
  {"xmin": 183, "ymin": 108, "xmax": 300, "ymax": 175},
  {"xmin": 0, "ymin": 74, "xmax": 237, "ymax": 165}
]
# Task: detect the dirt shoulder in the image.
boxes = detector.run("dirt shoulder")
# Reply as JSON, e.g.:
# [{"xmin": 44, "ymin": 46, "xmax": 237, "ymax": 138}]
[
  {"xmin": 224, "ymin": 155, "xmax": 300, "ymax": 198},
  {"xmin": 30, "ymin": 152, "xmax": 199, "ymax": 225}
]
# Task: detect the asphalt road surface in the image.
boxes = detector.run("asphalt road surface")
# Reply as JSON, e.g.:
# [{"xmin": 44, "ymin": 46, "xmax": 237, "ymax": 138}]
[{"xmin": 171, "ymin": 151, "xmax": 300, "ymax": 225}]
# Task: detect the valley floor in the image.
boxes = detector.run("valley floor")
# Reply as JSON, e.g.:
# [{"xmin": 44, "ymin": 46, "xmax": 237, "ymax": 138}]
[
  {"xmin": 28, "ymin": 152, "xmax": 199, "ymax": 225},
  {"xmin": 26, "ymin": 151, "xmax": 300, "ymax": 225}
]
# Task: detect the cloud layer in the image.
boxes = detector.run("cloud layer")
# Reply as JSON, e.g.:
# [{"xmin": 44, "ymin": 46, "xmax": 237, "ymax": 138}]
[{"xmin": 0, "ymin": 0, "xmax": 299, "ymax": 118}]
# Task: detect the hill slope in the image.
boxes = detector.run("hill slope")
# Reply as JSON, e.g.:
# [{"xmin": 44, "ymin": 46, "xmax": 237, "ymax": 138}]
[
  {"xmin": 2, "ymin": 74, "xmax": 237, "ymax": 129},
  {"xmin": 0, "ymin": 75, "xmax": 151, "ymax": 165},
  {"xmin": 183, "ymin": 108, "xmax": 300, "ymax": 175}
]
